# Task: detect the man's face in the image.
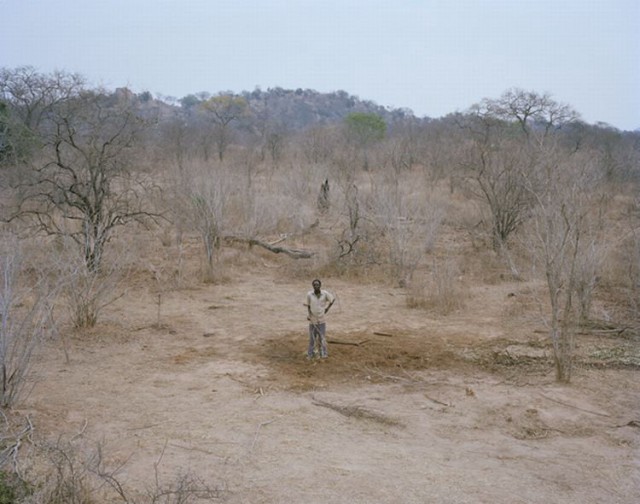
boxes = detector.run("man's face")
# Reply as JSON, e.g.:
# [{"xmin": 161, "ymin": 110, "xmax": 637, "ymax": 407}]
[{"xmin": 312, "ymin": 281, "xmax": 321, "ymax": 291}]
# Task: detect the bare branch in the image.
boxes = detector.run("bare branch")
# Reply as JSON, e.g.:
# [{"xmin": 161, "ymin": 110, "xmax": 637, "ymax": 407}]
[{"xmin": 224, "ymin": 235, "xmax": 314, "ymax": 259}]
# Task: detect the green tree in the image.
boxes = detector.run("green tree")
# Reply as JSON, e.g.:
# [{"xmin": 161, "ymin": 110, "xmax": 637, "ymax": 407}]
[
  {"xmin": 201, "ymin": 94, "xmax": 248, "ymax": 161},
  {"xmin": 344, "ymin": 112, "xmax": 386, "ymax": 169}
]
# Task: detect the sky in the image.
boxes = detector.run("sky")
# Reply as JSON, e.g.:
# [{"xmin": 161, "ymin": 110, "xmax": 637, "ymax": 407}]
[{"xmin": 1, "ymin": 0, "xmax": 638, "ymax": 130}]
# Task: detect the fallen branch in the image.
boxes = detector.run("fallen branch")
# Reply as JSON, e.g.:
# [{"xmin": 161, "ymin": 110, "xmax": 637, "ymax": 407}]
[
  {"xmin": 577, "ymin": 327, "xmax": 630, "ymax": 336},
  {"xmin": 361, "ymin": 366, "xmax": 413, "ymax": 383},
  {"xmin": 615, "ymin": 420, "xmax": 640, "ymax": 428},
  {"xmin": 373, "ymin": 331, "xmax": 394, "ymax": 337},
  {"xmin": 127, "ymin": 422, "xmax": 165, "ymax": 431},
  {"xmin": 169, "ymin": 443, "xmax": 226, "ymax": 457},
  {"xmin": 328, "ymin": 338, "xmax": 369, "ymax": 346},
  {"xmin": 539, "ymin": 393, "xmax": 611, "ymax": 418},
  {"xmin": 224, "ymin": 236, "xmax": 314, "ymax": 259},
  {"xmin": 311, "ymin": 398, "xmax": 400, "ymax": 426},
  {"xmin": 70, "ymin": 418, "xmax": 88, "ymax": 441},
  {"xmin": 424, "ymin": 394, "xmax": 452, "ymax": 407},
  {"xmin": 0, "ymin": 415, "xmax": 34, "ymax": 477}
]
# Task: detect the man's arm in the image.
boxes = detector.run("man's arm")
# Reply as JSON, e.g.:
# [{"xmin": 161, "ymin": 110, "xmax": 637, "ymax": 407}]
[
  {"xmin": 324, "ymin": 293, "xmax": 335, "ymax": 314},
  {"xmin": 305, "ymin": 294, "xmax": 312, "ymax": 320}
]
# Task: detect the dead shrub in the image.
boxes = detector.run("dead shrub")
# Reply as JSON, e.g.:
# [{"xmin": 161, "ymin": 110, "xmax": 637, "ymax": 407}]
[
  {"xmin": 406, "ymin": 259, "xmax": 466, "ymax": 315},
  {"xmin": 598, "ymin": 227, "xmax": 640, "ymax": 334},
  {"xmin": 0, "ymin": 234, "xmax": 56, "ymax": 407},
  {"xmin": 11, "ymin": 435, "xmax": 224, "ymax": 504},
  {"xmin": 53, "ymin": 238, "xmax": 127, "ymax": 329}
]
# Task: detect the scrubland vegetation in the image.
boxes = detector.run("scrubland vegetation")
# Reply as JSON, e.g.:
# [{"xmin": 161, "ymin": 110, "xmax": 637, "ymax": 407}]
[{"xmin": 0, "ymin": 66, "xmax": 638, "ymax": 502}]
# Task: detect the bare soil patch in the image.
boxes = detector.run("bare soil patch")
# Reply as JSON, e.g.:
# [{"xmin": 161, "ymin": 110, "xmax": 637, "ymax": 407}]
[{"xmin": 16, "ymin": 264, "xmax": 640, "ymax": 503}]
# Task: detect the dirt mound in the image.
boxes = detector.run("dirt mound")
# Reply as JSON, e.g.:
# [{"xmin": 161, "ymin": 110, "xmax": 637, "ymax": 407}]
[{"xmin": 252, "ymin": 330, "xmax": 535, "ymax": 390}]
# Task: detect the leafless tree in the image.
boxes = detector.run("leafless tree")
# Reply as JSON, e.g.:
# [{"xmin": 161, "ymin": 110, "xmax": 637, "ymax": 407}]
[
  {"xmin": 384, "ymin": 117, "xmax": 423, "ymax": 173},
  {"xmin": 0, "ymin": 66, "xmax": 85, "ymax": 133},
  {"xmin": 250, "ymin": 99, "xmax": 288, "ymax": 165},
  {"xmin": 337, "ymin": 182, "xmax": 361, "ymax": 259},
  {"xmin": 585, "ymin": 123, "xmax": 640, "ymax": 183},
  {"xmin": 298, "ymin": 125, "xmax": 338, "ymax": 165},
  {"xmin": 181, "ymin": 163, "xmax": 232, "ymax": 281},
  {"xmin": 458, "ymin": 114, "xmax": 534, "ymax": 253},
  {"xmin": 419, "ymin": 119, "xmax": 460, "ymax": 185},
  {"xmin": 0, "ymin": 67, "xmax": 85, "ymax": 166},
  {"xmin": 1, "ymin": 82, "xmax": 163, "ymax": 329},
  {"xmin": 480, "ymin": 88, "xmax": 579, "ymax": 145},
  {"xmin": 524, "ymin": 150, "xmax": 605, "ymax": 382},
  {"xmin": 7, "ymin": 89, "xmax": 163, "ymax": 273},
  {"xmin": 264, "ymin": 130, "xmax": 286, "ymax": 165},
  {"xmin": 159, "ymin": 116, "xmax": 191, "ymax": 172},
  {"xmin": 611, "ymin": 195, "xmax": 640, "ymax": 334},
  {"xmin": 456, "ymin": 89, "xmax": 581, "ymax": 286},
  {"xmin": 369, "ymin": 174, "xmax": 443, "ymax": 286}
]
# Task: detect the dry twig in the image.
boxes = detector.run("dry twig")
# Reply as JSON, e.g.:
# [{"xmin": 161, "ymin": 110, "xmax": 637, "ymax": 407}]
[
  {"xmin": 539, "ymin": 394, "xmax": 611, "ymax": 418},
  {"xmin": 424, "ymin": 394, "xmax": 453, "ymax": 407},
  {"xmin": 327, "ymin": 338, "xmax": 369, "ymax": 346},
  {"xmin": 249, "ymin": 418, "xmax": 279, "ymax": 453},
  {"xmin": 0, "ymin": 415, "xmax": 34, "ymax": 478}
]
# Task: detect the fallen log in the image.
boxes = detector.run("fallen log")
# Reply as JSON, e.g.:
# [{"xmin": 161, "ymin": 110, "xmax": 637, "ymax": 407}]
[{"xmin": 224, "ymin": 235, "xmax": 314, "ymax": 259}]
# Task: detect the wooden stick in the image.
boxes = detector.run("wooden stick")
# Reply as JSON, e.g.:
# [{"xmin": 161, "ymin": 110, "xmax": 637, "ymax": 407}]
[
  {"xmin": 577, "ymin": 327, "xmax": 630, "ymax": 336},
  {"xmin": 71, "ymin": 419, "xmax": 88, "ymax": 441},
  {"xmin": 169, "ymin": 443, "xmax": 226, "ymax": 457},
  {"xmin": 539, "ymin": 394, "xmax": 611, "ymax": 418},
  {"xmin": 328, "ymin": 338, "xmax": 369, "ymax": 346},
  {"xmin": 250, "ymin": 418, "xmax": 278, "ymax": 453},
  {"xmin": 373, "ymin": 331, "xmax": 394, "ymax": 337},
  {"xmin": 127, "ymin": 422, "xmax": 165, "ymax": 431},
  {"xmin": 424, "ymin": 394, "xmax": 452, "ymax": 407}
]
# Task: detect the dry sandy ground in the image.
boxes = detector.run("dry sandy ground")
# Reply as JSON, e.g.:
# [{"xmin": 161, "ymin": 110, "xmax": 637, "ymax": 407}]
[{"xmin": 17, "ymin": 260, "xmax": 640, "ymax": 503}]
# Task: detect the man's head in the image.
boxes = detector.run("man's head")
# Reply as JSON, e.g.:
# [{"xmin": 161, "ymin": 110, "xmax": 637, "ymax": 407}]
[{"xmin": 312, "ymin": 279, "xmax": 321, "ymax": 291}]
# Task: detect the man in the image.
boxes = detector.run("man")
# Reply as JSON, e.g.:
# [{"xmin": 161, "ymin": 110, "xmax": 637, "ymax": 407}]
[{"xmin": 304, "ymin": 279, "xmax": 335, "ymax": 359}]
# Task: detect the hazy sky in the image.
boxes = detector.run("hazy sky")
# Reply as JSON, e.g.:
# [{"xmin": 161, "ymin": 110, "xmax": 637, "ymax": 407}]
[{"xmin": 1, "ymin": 0, "xmax": 638, "ymax": 130}]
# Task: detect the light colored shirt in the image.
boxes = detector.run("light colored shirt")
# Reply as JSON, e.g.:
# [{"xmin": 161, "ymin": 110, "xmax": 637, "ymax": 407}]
[{"xmin": 306, "ymin": 289, "xmax": 335, "ymax": 324}]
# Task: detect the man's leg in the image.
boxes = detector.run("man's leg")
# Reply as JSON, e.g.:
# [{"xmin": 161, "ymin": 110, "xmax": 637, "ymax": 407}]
[
  {"xmin": 318, "ymin": 323, "xmax": 328, "ymax": 358},
  {"xmin": 307, "ymin": 324, "xmax": 317, "ymax": 358}
]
